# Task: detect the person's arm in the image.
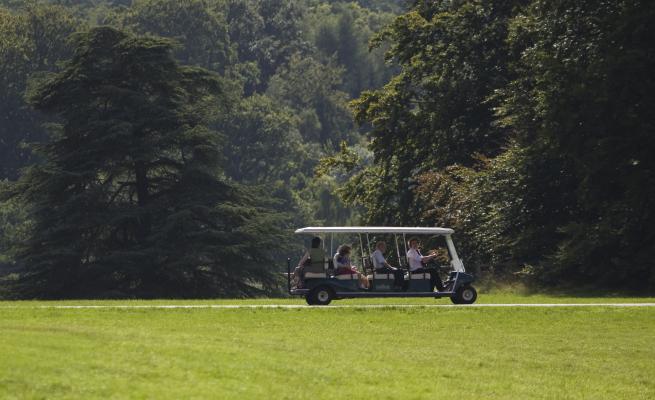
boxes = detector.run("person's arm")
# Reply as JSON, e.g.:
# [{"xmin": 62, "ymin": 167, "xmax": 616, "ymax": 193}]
[
  {"xmin": 333, "ymin": 254, "xmax": 343, "ymax": 269},
  {"xmin": 297, "ymin": 251, "xmax": 309, "ymax": 268},
  {"xmin": 372, "ymin": 251, "xmax": 391, "ymax": 270},
  {"xmin": 420, "ymin": 251, "xmax": 437, "ymax": 263}
]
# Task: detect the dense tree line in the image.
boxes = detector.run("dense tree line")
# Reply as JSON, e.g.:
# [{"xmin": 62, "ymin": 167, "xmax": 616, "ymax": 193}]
[
  {"xmin": 0, "ymin": 0, "xmax": 400, "ymax": 298},
  {"xmin": 2, "ymin": 0, "xmax": 652, "ymax": 297},
  {"xmin": 326, "ymin": 0, "xmax": 655, "ymax": 290}
]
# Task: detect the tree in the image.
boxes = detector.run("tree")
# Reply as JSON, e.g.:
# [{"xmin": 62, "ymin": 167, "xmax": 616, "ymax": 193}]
[
  {"xmin": 309, "ymin": 2, "xmax": 396, "ymax": 97},
  {"xmin": 219, "ymin": 94, "xmax": 305, "ymax": 184},
  {"xmin": 222, "ymin": 0, "xmax": 312, "ymax": 91},
  {"xmin": 111, "ymin": 0, "xmax": 233, "ymax": 72},
  {"xmin": 267, "ymin": 53, "xmax": 354, "ymax": 146},
  {"xmin": 347, "ymin": 0, "xmax": 523, "ymax": 224},
  {"xmin": 255, "ymin": 0, "xmax": 310, "ymax": 83},
  {"xmin": 0, "ymin": 3, "xmax": 81, "ymax": 180},
  {"xmin": 7, "ymin": 27, "xmax": 285, "ymax": 298},
  {"xmin": 496, "ymin": 0, "xmax": 655, "ymax": 287},
  {"xmin": 341, "ymin": 0, "xmax": 655, "ymax": 290}
]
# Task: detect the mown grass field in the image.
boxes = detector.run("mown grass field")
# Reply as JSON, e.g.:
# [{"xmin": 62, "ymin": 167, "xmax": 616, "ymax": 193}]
[{"xmin": 1, "ymin": 294, "xmax": 654, "ymax": 399}]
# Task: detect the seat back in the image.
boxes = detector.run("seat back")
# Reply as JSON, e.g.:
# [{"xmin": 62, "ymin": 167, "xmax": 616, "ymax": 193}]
[
  {"xmin": 373, "ymin": 272, "xmax": 394, "ymax": 280},
  {"xmin": 410, "ymin": 272, "xmax": 430, "ymax": 280},
  {"xmin": 305, "ymin": 248, "xmax": 328, "ymax": 273}
]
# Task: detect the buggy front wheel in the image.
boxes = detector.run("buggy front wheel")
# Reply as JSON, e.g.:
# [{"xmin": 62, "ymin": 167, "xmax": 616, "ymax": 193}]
[{"xmin": 451, "ymin": 285, "xmax": 477, "ymax": 304}]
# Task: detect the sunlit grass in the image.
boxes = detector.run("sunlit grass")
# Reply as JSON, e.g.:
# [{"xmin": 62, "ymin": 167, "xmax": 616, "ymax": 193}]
[
  {"xmin": 1, "ymin": 290, "xmax": 654, "ymax": 307},
  {"xmin": 1, "ymin": 295, "xmax": 654, "ymax": 399}
]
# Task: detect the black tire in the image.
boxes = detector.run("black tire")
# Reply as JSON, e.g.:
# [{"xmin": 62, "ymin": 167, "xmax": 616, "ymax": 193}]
[
  {"xmin": 308, "ymin": 286, "xmax": 334, "ymax": 306},
  {"xmin": 451, "ymin": 285, "xmax": 477, "ymax": 304},
  {"xmin": 305, "ymin": 295, "xmax": 316, "ymax": 305}
]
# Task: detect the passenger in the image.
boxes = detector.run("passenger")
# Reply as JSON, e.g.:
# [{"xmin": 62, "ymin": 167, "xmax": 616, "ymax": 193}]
[
  {"xmin": 406, "ymin": 237, "xmax": 445, "ymax": 292},
  {"xmin": 334, "ymin": 244, "xmax": 370, "ymax": 289},
  {"xmin": 371, "ymin": 241, "xmax": 405, "ymax": 289},
  {"xmin": 293, "ymin": 236, "xmax": 324, "ymax": 288}
]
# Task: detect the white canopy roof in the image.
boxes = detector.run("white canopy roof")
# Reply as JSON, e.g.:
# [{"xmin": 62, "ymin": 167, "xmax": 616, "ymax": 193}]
[{"xmin": 294, "ymin": 226, "xmax": 454, "ymax": 235}]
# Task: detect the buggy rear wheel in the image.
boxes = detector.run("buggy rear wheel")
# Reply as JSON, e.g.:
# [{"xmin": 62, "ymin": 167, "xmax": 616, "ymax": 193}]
[
  {"xmin": 308, "ymin": 286, "xmax": 334, "ymax": 306},
  {"xmin": 451, "ymin": 285, "xmax": 477, "ymax": 304}
]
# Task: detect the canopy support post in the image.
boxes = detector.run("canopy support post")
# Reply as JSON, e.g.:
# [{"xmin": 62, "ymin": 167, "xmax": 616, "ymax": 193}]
[
  {"xmin": 330, "ymin": 233, "xmax": 334, "ymax": 258},
  {"xmin": 359, "ymin": 234, "xmax": 366, "ymax": 270},
  {"xmin": 445, "ymin": 234, "xmax": 465, "ymax": 272},
  {"xmin": 366, "ymin": 234, "xmax": 373, "ymax": 275},
  {"xmin": 287, "ymin": 258, "xmax": 292, "ymax": 294},
  {"xmin": 402, "ymin": 233, "xmax": 408, "ymax": 268},
  {"xmin": 394, "ymin": 234, "xmax": 402, "ymax": 267}
]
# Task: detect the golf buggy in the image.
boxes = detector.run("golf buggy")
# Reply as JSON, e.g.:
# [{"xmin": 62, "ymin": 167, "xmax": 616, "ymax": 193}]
[{"xmin": 287, "ymin": 227, "xmax": 477, "ymax": 305}]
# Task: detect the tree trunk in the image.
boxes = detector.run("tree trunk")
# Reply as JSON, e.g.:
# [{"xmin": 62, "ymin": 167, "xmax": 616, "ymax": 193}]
[{"xmin": 134, "ymin": 161, "xmax": 151, "ymax": 242}]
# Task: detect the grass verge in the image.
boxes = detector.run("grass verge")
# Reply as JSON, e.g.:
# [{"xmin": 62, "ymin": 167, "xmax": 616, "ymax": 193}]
[{"xmin": 1, "ymin": 296, "xmax": 654, "ymax": 399}]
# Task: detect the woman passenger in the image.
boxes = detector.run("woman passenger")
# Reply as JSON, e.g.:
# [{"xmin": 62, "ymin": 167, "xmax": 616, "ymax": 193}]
[{"xmin": 333, "ymin": 244, "xmax": 370, "ymax": 289}]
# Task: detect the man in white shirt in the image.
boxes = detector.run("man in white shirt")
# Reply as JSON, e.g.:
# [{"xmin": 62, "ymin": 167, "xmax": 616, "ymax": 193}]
[
  {"xmin": 406, "ymin": 237, "xmax": 445, "ymax": 291},
  {"xmin": 371, "ymin": 241, "xmax": 405, "ymax": 288}
]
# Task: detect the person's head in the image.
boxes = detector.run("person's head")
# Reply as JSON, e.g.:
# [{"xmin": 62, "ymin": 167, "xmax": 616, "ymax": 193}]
[
  {"xmin": 337, "ymin": 244, "xmax": 352, "ymax": 257},
  {"xmin": 376, "ymin": 241, "xmax": 387, "ymax": 252},
  {"xmin": 408, "ymin": 237, "xmax": 420, "ymax": 249},
  {"xmin": 311, "ymin": 237, "xmax": 321, "ymax": 249}
]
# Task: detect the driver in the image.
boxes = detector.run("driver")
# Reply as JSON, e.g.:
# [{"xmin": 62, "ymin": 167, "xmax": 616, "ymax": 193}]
[
  {"xmin": 406, "ymin": 237, "xmax": 445, "ymax": 292},
  {"xmin": 371, "ymin": 241, "xmax": 405, "ymax": 289}
]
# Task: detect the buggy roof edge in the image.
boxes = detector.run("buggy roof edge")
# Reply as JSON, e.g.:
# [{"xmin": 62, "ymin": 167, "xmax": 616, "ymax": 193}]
[{"xmin": 294, "ymin": 226, "xmax": 454, "ymax": 235}]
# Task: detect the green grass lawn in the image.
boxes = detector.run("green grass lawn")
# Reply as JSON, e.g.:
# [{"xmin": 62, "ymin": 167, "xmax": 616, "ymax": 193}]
[
  {"xmin": 2, "ymin": 291, "xmax": 655, "ymax": 307},
  {"xmin": 1, "ymin": 296, "xmax": 654, "ymax": 399}
]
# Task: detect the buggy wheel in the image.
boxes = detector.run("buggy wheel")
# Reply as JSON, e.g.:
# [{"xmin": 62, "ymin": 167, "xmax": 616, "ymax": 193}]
[
  {"xmin": 309, "ymin": 286, "xmax": 334, "ymax": 306},
  {"xmin": 305, "ymin": 295, "xmax": 316, "ymax": 305},
  {"xmin": 451, "ymin": 285, "xmax": 477, "ymax": 304}
]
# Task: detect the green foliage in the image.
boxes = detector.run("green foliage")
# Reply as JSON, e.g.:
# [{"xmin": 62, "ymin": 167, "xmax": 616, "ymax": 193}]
[
  {"xmin": 341, "ymin": 0, "xmax": 655, "ymax": 290},
  {"xmin": 267, "ymin": 53, "xmax": 353, "ymax": 146},
  {"xmin": 5, "ymin": 27, "xmax": 287, "ymax": 298},
  {"xmin": 220, "ymin": 94, "xmax": 304, "ymax": 183},
  {"xmin": 222, "ymin": 0, "xmax": 312, "ymax": 92},
  {"xmin": 0, "ymin": 0, "xmax": 402, "ymax": 298},
  {"xmin": 0, "ymin": 3, "xmax": 82, "ymax": 180},
  {"xmin": 307, "ymin": 2, "xmax": 396, "ymax": 97},
  {"xmin": 0, "ymin": 183, "xmax": 30, "ymax": 267},
  {"xmin": 497, "ymin": 0, "xmax": 655, "ymax": 288},
  {"xmin": 343, "ymin": 0, "xmax": 522, "ymax": 225},
  {"xmin": 110, "ymin": 0, "xmax": 234, "ymax": 71},
  {"xmin": 3, "ymin": 0, "xmax": 653, "ymax": 294},
  {"xmin": 414, "ymin": 143, "xmax": 571, "ymax": 275},
  {"xmin": 315, "ymin": 141, "xmax": 361, "ymax": 178}
]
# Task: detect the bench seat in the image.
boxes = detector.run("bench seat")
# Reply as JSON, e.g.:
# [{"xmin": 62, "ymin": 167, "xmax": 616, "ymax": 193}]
[
  {"xmin": 304, "ymin": 272, "xmax": 328, "ymax": 279},
  {"xmin": 334, "ymin": 274, "xmax": 358, "ymax": 280}
]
